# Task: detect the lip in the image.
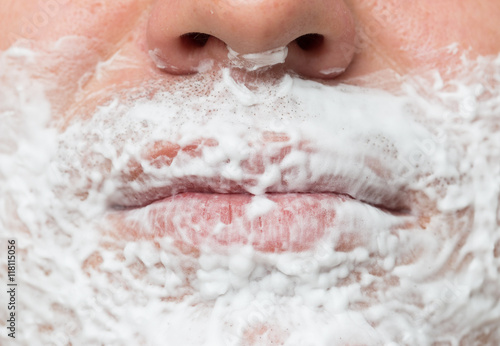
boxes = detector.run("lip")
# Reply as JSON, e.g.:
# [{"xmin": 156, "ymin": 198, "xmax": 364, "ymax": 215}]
[
  {"xmin": 105, "ymin": 133, "xmax": 414, "ymax": 252},
  {"xmin": 109, "ymin": 191, "xmax": 412, "ymax": 253},
  {"xmin": 108, "ymin": 134, "xmax": 412, "ymax": 211},
  {"xmin": 113, "ymin": 192, "xmax": 343, "ymax": 252}
]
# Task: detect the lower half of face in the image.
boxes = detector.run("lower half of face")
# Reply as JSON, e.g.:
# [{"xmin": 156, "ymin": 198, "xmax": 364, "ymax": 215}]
[{"xmin": 1, "ymin": 1, "xmax": 500, "ymax": 345}]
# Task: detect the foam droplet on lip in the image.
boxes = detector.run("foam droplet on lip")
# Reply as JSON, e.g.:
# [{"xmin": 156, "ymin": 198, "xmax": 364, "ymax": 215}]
[{"xmin": 245, "ymin": 195, "xmax": 277, "ymax": 220}]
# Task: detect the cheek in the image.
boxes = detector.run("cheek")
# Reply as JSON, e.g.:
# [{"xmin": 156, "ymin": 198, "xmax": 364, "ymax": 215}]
[
  {"xmin": 348, "ymin": 0, "xmax": 500, "ymax": 75},
  {"xmin": 1, "ymin": 0, "xmax": 152, "ymax": 100},
  {"xmin": 0, "ymin": 1, "xmax": 156, "ymax": 125},
  {"xmin": 1, "ymin": 1, "xmax": 151, "ymax": 53}
]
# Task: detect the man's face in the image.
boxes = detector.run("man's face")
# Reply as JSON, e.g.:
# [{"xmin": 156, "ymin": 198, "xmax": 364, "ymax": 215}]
[{"xmin": 1, "ymin": 1, "xmax": 500, "ymax": 345}]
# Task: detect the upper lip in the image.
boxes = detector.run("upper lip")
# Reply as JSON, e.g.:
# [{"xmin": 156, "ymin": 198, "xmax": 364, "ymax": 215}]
[{"xmin": 106, "ymin": 132, "xmax": 412, "ymax": 214}]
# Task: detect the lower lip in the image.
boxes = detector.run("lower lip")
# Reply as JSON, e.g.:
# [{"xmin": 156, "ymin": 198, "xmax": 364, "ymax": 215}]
[{"xmin": 109, "ymin": 192, "xmax": 370, "ymax": 253}]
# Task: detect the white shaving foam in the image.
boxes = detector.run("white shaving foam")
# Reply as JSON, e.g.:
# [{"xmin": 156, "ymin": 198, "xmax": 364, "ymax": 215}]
[
  {"xmin": 1, "ymin": 40, "xmax": 500, "ymax": 345},
  {"xmin": 227, "ymin": 46, "xmax": 288, "ymax": 71}
]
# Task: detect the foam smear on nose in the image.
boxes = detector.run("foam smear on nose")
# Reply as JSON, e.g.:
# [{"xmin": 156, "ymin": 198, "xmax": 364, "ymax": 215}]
[{"xmin": 227, "ymin": 46, "xmax": 288, "ymax": 71}]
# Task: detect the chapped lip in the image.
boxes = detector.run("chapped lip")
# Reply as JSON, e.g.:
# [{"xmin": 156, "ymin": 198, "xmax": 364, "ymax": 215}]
[{"xmin": 107, "ymin": 132, "xmax": 413, "ymax": 215}]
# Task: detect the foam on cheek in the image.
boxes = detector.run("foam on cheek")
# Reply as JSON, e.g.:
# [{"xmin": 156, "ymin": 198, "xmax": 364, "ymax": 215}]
[
  {"xmin": 0, "ymin": 47, "xmax": 57, "ymax": 223},
  {"xmin": 2, "ymin": 42, "xmax": 500, "ymax": 345}
]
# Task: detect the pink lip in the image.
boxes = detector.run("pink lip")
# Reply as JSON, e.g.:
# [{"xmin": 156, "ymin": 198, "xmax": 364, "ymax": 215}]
[
  {"xmin": 105, "ymin": 136, "xmax": 413, "ymax": 252},
  {"xmin": 110, "ymin": 192, "xmax": 365, "ymax": 252}
]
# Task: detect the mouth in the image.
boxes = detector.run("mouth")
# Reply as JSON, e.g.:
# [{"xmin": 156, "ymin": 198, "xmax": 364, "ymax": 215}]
[{"xmin": 105, "ymin": 132, "xmax": 415, "ymax": 253}]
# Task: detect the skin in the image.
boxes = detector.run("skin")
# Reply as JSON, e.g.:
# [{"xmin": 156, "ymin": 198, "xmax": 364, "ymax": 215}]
[
  {"xmin": 1, "ymin": 0, "xmax": 500, "ymax": 344},
  {"xmin": 1, "ymin": 0, "xmax": 499, "ymax": 125}
]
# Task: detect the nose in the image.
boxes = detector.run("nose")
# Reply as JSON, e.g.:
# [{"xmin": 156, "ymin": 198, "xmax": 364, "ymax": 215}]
[{"xmin": 146, "ymin": 0, "xmax": 356, "ymax": 79}]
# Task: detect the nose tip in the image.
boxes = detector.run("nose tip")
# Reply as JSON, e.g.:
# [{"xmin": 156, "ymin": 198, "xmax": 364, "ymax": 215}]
[{"xmin": 146, "ymin": 0, "xmax": 356, "ymax": 79}]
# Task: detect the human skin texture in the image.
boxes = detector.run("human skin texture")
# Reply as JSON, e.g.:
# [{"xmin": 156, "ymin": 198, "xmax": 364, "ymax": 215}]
[
  {"xmin": 1, "ymin": 0, "xmax": 499, "ymax": 123},
  {"xmin": 1, "ymin": 0, "xmax": 500, "ymax": 345}
]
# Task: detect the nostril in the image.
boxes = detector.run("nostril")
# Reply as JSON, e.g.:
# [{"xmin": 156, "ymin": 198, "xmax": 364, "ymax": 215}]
[
  {"xmin": 181, "ymin": 32, "xmax": 211, "ymax": 48},
  {"xmin": 147, "ymin": 0, "xmax": 356, "ymax": 79},
  {"xmin": 295, "ymin": 34, "xmax": 324, "ymax": 51},
  {"xmin": 181, "ymin": 32, "xmax": 326, "ymax": 51}
]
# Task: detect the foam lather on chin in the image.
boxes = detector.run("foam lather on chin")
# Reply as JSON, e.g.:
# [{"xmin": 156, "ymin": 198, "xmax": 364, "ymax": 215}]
[{"xmin": 1, "ymin": 43, "xmax": 500, "ymax": 345}]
